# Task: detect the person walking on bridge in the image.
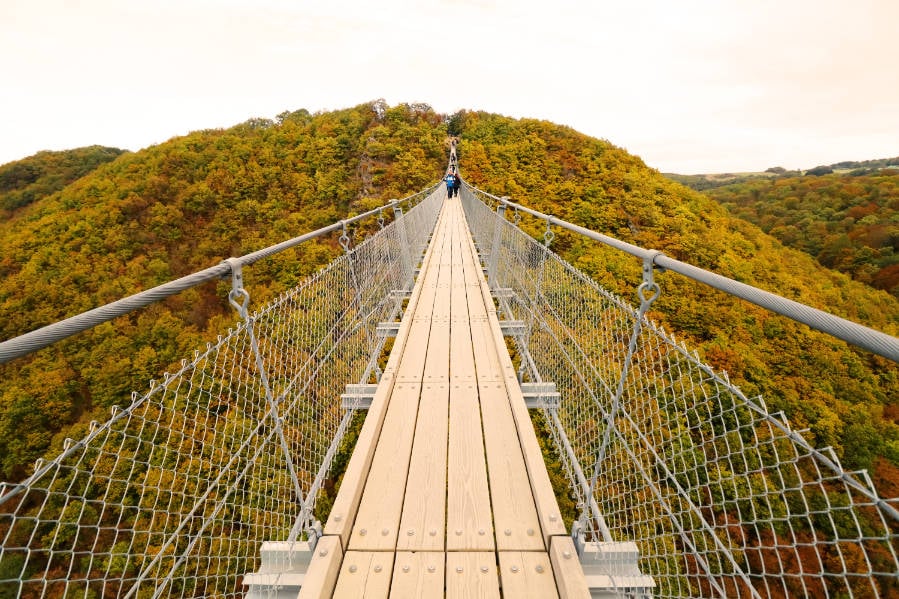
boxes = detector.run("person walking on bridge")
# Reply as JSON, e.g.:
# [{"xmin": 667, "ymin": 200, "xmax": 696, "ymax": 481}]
[{"xmin": 444, "ymin": 169, "xmax": 458, "ymax": 198}]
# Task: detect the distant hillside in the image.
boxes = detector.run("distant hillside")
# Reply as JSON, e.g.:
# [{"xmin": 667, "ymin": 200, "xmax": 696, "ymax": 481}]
[
  {"xmin": 455, "ymin": 111, "xmax": 899, "ymax": 486},
  {"xmin": 1, "ymin": 103, "xmax": 897, "ymax": 510},
  {"xmin": 0, "ymin": 146, "xmax": 127, "ymax": 213},
  {"xmin": 0, "ymin": 101, "xmax": 446, "ymax": 480},
  {"xmin": 666, "ymin": 156, "xmax": 899, "ymax": 191},
  {"xmin": 705, "ymin": 172, "xmax": 899, "ymax": 296}
]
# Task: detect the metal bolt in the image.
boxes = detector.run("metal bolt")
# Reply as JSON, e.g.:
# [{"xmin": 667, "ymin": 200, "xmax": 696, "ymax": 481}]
[
  {"xmin": 563, "ymin": 551, "xmax": 572, "ymax": 559},
  {"xmin": 511, "ymin": 565, "xmax": 520, "ymax": 573},
  {"xmin": 334, "ymin": 515, "xmax": 342, "ymax": 522},
  {"xmin": 456, "ymin": 529, "xmax": 462, "ymax": 536},
  {"xmin": 536, "ymin": 565, "xmax": 545, "ymax": 573},
  {"xmin": 374, "ymin": 564, "xmax": 382, "ymax": 573},
  {"xmin": 360, "ymin": 528, "xmax": 367, "ymax": 536},
  {"xmin": 504, "ymin": 529, "xmax": 512, "ymax": 536},
  {"xmin": 527, "ymin": 528, "xmax": 535, "ymax": 536},
  {"xmin": 429, "ymin": 529, "xmax": 437, "ymax": 536},
  {"xmin": 480, "ymin": 565, "xmax": 489, "ymax": 573},
  {"xmin": 407, "ymin": 529, "xmax": 415, "ymax": 536},
  {"xmin": 402, "ymin": 565, "xmax": 410, "ymax": 573},
  {"xmin": 478, "ymin": 529, "xmax": 485, "ymax": 536},
  {"xmin": 427, "ymin": 565, "xmax": 436, "ymax": 573},
  {"xmin": 318, "ymin": 549, "xmax": 328, "ymax": 557},
  {"xmin": 549, "ymin": 514, "xmax": 557, "ymax": 522},
  {"xmin": 382, "ymin": 528, "xmax": 389, "ymax": 536},
  {"xmin": 456, "ymin": 566, "xmax": 464, "ymax": 573},
  {"xmin": 349, "ymin": 565, "xmax": 357, "ymax": 573}
]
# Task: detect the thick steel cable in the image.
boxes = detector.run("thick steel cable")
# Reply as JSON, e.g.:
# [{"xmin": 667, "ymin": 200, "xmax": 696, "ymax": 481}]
[
  {"xmin": 469, "ymin": 186, "xmax": 899, "ymax": 362},
  {"xmin": 0, "ymin": 185, "xmax": 439, "ymax": 364}
]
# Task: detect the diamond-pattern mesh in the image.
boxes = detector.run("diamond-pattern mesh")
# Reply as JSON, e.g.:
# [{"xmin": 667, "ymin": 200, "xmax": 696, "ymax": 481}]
[
  {"xmin": 461, "ymin": 185, "xmax": 899, "ymax": 598},
  {"xmin": 0, "ymin": 187, "xmax": 443, "ymax": 598}
]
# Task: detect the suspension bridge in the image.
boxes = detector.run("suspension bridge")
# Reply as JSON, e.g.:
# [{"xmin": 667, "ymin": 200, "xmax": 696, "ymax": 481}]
[{"xmin": 1, "ymin": 148, "xmax": 898, "ymax": 598}]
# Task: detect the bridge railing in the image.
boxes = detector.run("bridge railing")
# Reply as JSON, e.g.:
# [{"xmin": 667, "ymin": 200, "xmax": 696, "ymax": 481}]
[
  {"xmin": 460, "ymin": 183, "xmax": 899, "ymax": 598},
  {"xmin": 0, "ymin": 185, "xmax": 443, "ymax": 598}
]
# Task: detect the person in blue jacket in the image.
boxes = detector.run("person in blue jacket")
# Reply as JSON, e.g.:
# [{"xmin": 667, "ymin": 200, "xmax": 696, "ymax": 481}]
[{"xmin": 444, "ymin": 169, "xmax": 457, "ymax": 198}]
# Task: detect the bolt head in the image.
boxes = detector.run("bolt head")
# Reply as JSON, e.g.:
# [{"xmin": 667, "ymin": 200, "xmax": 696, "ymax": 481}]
[{"xmin": 349, "ymin": 564, "xmax": 357, "ymax": 573}]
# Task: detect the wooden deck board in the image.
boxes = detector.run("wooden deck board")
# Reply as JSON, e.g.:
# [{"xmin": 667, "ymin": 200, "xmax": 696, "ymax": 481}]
[
  {"xmin": 388, "ymin": 552, "xmax": 445, "ymax": 598},
  {"xmin": 333, "ymin": 551, "xmax": 395, "ymax": 598},
  {"xmin": 498, "ymin": 552, "xmax": 560, "ymax": 598},
  {"xmin": 445, "ymin": 552, "xmax": 500, "ymax": 599},
  {"xmin": 396, "ymin": 382, "xmax": 449, "ymax": 550}
]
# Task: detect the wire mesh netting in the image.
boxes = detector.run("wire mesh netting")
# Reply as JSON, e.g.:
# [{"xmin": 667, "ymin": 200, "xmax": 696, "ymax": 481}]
[
  {"xmin": 461, "ymin": 185, "xmax": 899, "ymax": 598},
  {"xmin": 0, "ymin": 187, "xmax": 443, "ymax": 598}
]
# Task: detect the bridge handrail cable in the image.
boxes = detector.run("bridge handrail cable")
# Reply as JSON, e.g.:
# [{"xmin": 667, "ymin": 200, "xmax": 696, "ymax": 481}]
[
  {"xmin": 473, "ymin": 188, "xmax": 899, "ymax": 362},
  {"xmin": 0, "ymin": 184, "xmax": 440, "ymax": 365}
]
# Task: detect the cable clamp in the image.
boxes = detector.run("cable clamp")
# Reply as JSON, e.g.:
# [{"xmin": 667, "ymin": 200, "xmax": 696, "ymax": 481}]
[
  {"xmin": 224, "ymin": 257, "xmax": 250, "ymax": 318},
  {"xmin": 637, "ymin": 251, "xmax": 664, "ymax": 307},
  {"xmin": 338, "ymin": 221, "xmax": 351, "ymax": 252},
  {"xmin": 543, "ymin": 216, "xmax": 556, "ymax": 247}
]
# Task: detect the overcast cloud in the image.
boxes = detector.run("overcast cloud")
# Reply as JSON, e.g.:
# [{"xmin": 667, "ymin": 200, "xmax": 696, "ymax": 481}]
[{"xmin": 1, "ymin": 0, "xmax": 897, "ymax": 173}]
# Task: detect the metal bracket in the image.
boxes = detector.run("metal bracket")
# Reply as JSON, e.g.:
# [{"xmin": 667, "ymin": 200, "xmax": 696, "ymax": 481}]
[
  {"xmin": 499, "ymin": 320, "xmax": 527, "ymax": 337},
  {"xmin": 224, "ymin": 257, "xmax": 249, "ymax": 318},
  {"xmin": 520, "ymin": 382, "xmax": 561, "ymax": 409},
  {"xmin": 341, "ymin": 383, "xmax": 378, "ymax": 409},
  {"xmin": 376, "ymin": 322, "xmax": 400, "ymax": 338}
]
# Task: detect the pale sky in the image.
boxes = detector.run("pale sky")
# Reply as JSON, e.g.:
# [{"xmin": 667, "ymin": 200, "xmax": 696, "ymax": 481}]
[{"xmin": 1, "ymin": 0, "xmax": 897, "ymax": 174}]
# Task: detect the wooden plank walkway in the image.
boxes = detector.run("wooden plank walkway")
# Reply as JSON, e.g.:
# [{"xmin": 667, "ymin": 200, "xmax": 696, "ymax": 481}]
[{"xmin": 299, "ymin": 193, "xmax": 589, "ymax": 598}]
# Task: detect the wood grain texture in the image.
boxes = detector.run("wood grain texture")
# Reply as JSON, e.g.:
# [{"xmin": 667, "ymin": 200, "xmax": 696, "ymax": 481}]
[
  {"xmin": 350, "ymin": 383, "xmax": 423, "ymax": 550},
  {"xmin": 478, "ymin": 380, "xmax": 544, "ymax": 551},
  {"xmin": 397, "ymin": 382, "xmax": 449, "ymax": 551},
  {"xmin": 549, "ymin": 536, "xmax": 592, "ymax": 598},
  {"xmin": 333, "ymin": 551, "xmax": 395, "ymax": 599},
  {"xmin": 296, "ymin": 536, "xmax": 343, "ymax": 599},
  {"xmin": 388, "ymin": 552, "xmax": 445, "ymax": 598},
  {"xmin": 498, "ymin": 551, "xmax": 560, "ymax": 598},
  {"xmin": 445, "ymin": 552, "xmax": 500, "ymax": 599}
]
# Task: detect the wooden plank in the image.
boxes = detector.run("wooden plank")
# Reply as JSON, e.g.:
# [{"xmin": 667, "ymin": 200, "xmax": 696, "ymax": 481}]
[
  {"xmin": 349, "ymin": 382, "xmax": 422, "ymax": 550},
  {"xmin": 447, "ymin": 378, "xmax": 493, "ymax": 551},
  {"xmin": 296, "ymin": 536, "xmax": 343, "ymax": 599},
  {"xmin": 445, "ymin": 552, "xmax": 500, "ymax": 599},
  {"xmin": 498, "ymin": 552, "xmax": 559, "ymax": 598},
  {"xmin": 389, "ymin": 552, "xmax": 445, "ymax": 598},
  {"xmin": 478, "ymin": 381, "xmax": 544, "ymax": 551},
  {"xmin": 549, "ymin": 536, "xmax": 592, "ymax": 599},
  {"xmin": 468, "ymin": 319, "xmax": 504, "ymax": 383},
  {"xmin": 333, "ymin": 551, "xmax": 395, "ymax": 599},
  {"xmin": 397, "ymin": 383, "xmax": 449, "ymax": 551}
]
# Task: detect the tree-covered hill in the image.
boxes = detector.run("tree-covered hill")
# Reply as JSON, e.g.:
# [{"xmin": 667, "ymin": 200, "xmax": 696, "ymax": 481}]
[
  {"xmin": 702, "ymin": 172, "xmax": 899, "ymax": 296},
  {"xmin": 1, "ymin": 102, "xmax": 897, "ymax": 508},
  {"xmin": 0, "ymin": 146, "xmax": 127, "ymax": 213},
  {"xmin": 454, "ymin": 111, "xmax": 899, "ymax": 490},
  {"xmin": 0, "ymin": 101, "xmax": 446, "ymax": 480}
]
